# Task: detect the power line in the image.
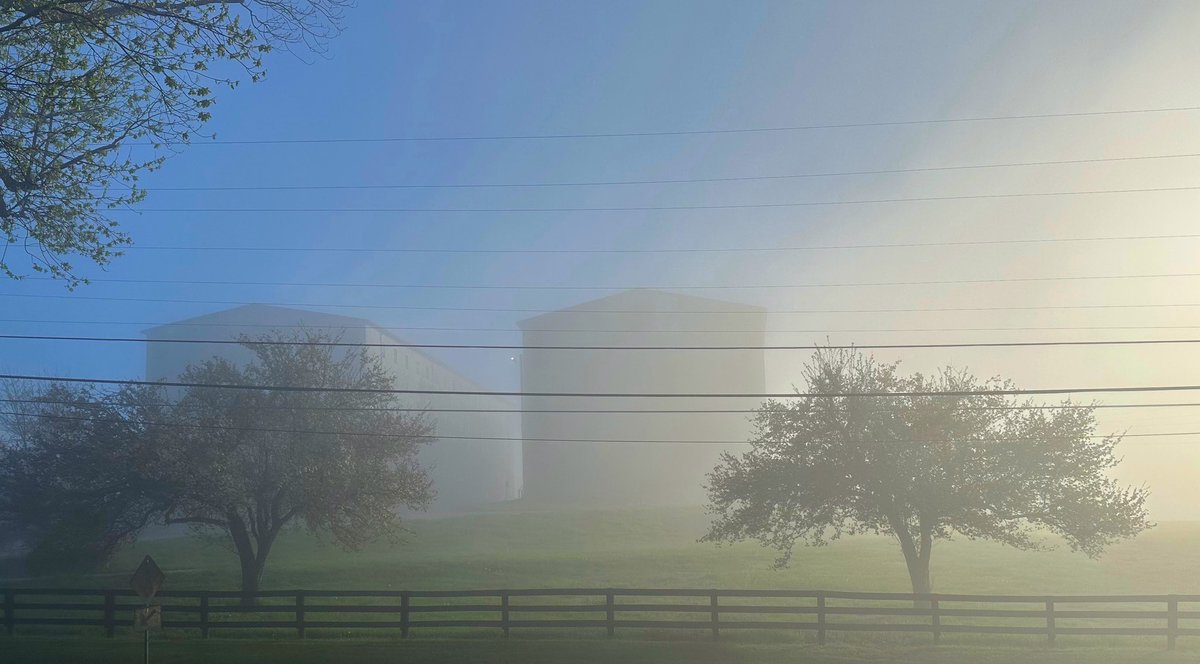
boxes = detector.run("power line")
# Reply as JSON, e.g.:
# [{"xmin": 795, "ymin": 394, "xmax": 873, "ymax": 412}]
[
  {"xmin": 3, "ymin": 294, "xmax": 1199, "ymax": 317},
  {"xmin": 107, "ymin": 232, "xmax": 1200, "ymax": 255},
  {"xmin": 6, "ymin": 396, "xmax": 1200, "ymax": 415},
  {"xmin": 125, "ymin": 104, "xmax": 1200, "ymax": 144},
  {"xmin": 42, "ymin": 270, "xmax": 1200, "ymax": 292},
  {"xmin": 108, "ymin": 185, "xmax": 1200, "ymax": 213},
  {"xmin": 118, "ymin": 152, "xmax": 1200, "ymax": 191},
  {"xmin": 2, "ymin": 410, "xmax": 1194, "ymax": 446},
  {"xmin": 6, "ymin": 333, "xmax": 1200, "ymax": 352},
  {"xmin": 2, "ymin": 301, "xmax": 1200, "ymax": 319},
  {"xmin": 4, "ymin": 373, "xmax": 1200, "ymax": 399},
  {"xmin": 8, "ymin": 318, "xmax": 1200, "ymax": 335}
]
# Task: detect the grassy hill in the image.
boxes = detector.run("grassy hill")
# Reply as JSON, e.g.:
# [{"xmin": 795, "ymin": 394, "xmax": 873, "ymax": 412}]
[
  {"xmin": 10, "ymin": 506, "xmax": 1198, "ymax": 596},
  {"xmin": 6, "ymin": 507, "xmax": 1200, "ymax": 662}
]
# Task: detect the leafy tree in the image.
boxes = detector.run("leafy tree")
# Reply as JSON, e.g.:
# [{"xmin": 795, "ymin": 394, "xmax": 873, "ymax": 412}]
[
  {"xmin": 704, "ymin": 348, "xmax": 1151, "ymax": 596},
  {"xmin": 0, "ymin": 334, "xmax": 433, "ymax": 599},
  {"xmin": 0, "ymin": 1, "xmax": 346, "ymax": 284},
  {"xmin": 0, "ymin": 383, "xmax": 169, "ymax": 575}
]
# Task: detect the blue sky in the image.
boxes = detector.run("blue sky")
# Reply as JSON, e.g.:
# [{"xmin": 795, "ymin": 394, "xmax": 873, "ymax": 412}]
[
  {"xmin": 5, "ymin": 1, "xmax": 1200, "ymax": 515},
  {"xmin": 6, "ymin": 0, "xmax": 1043, "ymax": 384}
]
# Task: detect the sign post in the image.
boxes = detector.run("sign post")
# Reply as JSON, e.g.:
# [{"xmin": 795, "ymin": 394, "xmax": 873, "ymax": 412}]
[{"xmin": 129, "ymin": 555, "xmax": 165, "ymax": 664}]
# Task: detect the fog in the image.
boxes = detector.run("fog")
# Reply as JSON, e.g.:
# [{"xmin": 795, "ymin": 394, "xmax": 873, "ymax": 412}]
[{"xmin": 3, "ymin": 2, "xmax": 1200, "ymax": 660}]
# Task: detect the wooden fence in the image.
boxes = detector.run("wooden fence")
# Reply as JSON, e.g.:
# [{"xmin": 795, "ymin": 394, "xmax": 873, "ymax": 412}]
[{"xmin": 3, "ymin": 588, "xmax": 1199, "ymax": 648}]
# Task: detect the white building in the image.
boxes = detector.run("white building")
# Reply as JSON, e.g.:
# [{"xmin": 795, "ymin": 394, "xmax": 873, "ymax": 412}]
[
  {"xmin": 144, "ymin": 304, "xmax": 522, "ymax": 511},
  {"xmin": 519, "ymin": 290, "xmax": 766, "ymax": 506}
]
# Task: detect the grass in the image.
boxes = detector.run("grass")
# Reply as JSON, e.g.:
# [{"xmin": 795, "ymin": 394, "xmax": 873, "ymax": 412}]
[
  {"xmin": 31, "ymin": 506, "xmax": 1200, "ymax": 595},
  {"xmin": 3, "ymin": 505, "xmax": 1199, "ymax": 662},
  {"xmin": 5, "ymin": 638, "xmax": 1200, "ymax": 664}
]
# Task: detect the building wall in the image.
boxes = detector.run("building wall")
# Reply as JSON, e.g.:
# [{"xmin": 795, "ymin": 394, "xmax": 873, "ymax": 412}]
[
  {"xmin": 144, "ymin": 305, "xmax": 521, "ymax": 511},
  {"xmin": 362, "ymin": 326, "xmax": 522, "ymax": 508},
  {"xmin": 519, "ymin": 291, "xmax": 765, "ymax": 506}
]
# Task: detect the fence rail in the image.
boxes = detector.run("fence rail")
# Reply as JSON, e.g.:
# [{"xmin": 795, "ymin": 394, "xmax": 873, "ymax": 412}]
[{"xmin": 3, "ymin": 588, "xmax": 1198, "ymax": 648}]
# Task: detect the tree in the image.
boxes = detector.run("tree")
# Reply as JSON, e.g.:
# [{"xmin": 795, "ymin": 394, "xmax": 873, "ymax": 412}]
[
  {"xmin": 0, "ymin": 382, "xmax": 170, "ymax": 575},
  {"xmin": 0, "ymin": 1, "xmax": 346, "ymax": 284},
  {"xmin": 0, "ymin": 333, "xmax": 433, "ymax": 600},
  {"xmin": 703, "ymin": 348, "xmax": 1151, "ymax": 596}
]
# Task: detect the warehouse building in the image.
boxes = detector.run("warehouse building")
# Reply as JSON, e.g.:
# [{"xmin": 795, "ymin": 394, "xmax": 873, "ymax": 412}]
[
  {"xmin": 144, "ymin": 304, "xmax": 522, "ymax": 511},
  {"xmin": 519, "ymin": 289, "xmax": 766, "ymax": 506}
]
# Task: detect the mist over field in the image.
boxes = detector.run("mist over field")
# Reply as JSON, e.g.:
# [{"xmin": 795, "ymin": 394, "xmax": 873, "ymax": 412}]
[{"xmin": 3, "ymin": 2, "xmax": 1200, "ymax": 662}]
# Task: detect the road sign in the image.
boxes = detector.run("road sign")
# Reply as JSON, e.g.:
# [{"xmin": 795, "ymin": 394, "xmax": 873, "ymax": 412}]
[
  {"xmin": 134, "ymin": 605, "xmax": 161, "ymax": 631},
  {"xmin": 129, "ymin": 555, "xmax": 165, "ymax": 603}
]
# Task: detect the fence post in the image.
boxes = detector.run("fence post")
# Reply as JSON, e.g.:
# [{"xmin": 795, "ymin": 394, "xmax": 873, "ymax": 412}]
[
  {"xmin": 605, "ymin": 590, "xmax": 615, "ymax": 638},
  {"xmin": 296, "ymin": 592, "xmax": 306, "ymax": 639},
  {"xmin": 199, "ymin": 593, "xmax": 210, "ymax": 639},
  {"xmin": 1045, "ymin": 600, "xmax": 1055, "ymax": 646},
  {"xmin": 103, "ymin": 590, "xmax": 115, "ymax": 638},
  {"xmin": 4, "ymin": 590, "xmax": 14, "ymax": 636},
  {"xmin": 710, "ymin": 592, "xmax": 719, "ymax": 640},
  {"xmin": 501, "ymin": 592, "xmax": 510, "ymax": 638},
  {"xmin": 817, "ymin": 592, "xmax": 826, "ymax": 645},
  {"xmin": 926, "ymin": 595, "xmax": 936, "ymax": 643},
  {"xmin": 1167, "ymin": 595, "xmax": 1178, "ymax": 651},
  {"xmin": 400, "ymin": 591, "xmax": 410, "ymax": 639}
]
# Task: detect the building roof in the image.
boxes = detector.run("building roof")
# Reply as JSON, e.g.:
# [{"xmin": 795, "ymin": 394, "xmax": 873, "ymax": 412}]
[
  {"xmin": 142, "ymin": 303, "xmax": 375, "ymax": 337},
  {"xmin": 143, "ymin": 303, "xmax": 507, "ymax": 400},
  {"xmin": 517, "ymin": 289, "xmax": 766, "ymax": 328}
]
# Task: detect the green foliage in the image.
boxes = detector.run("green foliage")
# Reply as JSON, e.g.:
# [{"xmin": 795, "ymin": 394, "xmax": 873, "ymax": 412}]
[
  {"xmin": 0, "ymin": 1, "xmax": 346, "ymax": 284},
  {"xmin": 0, "ymin": 332, "xmax": 433, "ymax": 589},
  {"xmin": 704, "ymin": 348, "xmax": 1152, "ymax": 593},
  {"xmin": 23, "ymin": 509, "xmax": 123, "ymax": 575},
  {"xmin": 0, "ymin": 383, "xmax": 169, "ymax": 573}
]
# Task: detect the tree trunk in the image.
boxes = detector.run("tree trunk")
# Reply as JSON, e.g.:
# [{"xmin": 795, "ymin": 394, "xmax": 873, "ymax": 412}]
[
  {"xmin": 900, "ymin": 549, "xmax": 932, "ymax": 608},
  {"xmin": 907, "ymin": 556, "xmax": 932, "ymax": 595},
  {"xmin": 226, "ymin": 512, "xmax": 264, "ymax": 607},
  {"xmin": 893, "ymin": 520, "xmax": 934, "ymax": 607},
  {"xmin": 225, "ymin": 508, "xmax": 291, "ymax": 606},
  {"xmin": 239, "ymin": 557, "xmax": 265, "ymax": 607}
]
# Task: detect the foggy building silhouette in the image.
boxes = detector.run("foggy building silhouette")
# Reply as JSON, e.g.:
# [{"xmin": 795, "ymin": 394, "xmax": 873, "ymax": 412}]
[
  {"xmin": 519, "ymin": 290, "xmax": 766, "ymax": 506},
  {"xmin": 144, "ymin": 304, "xmax": 522, "ymax": 511}
]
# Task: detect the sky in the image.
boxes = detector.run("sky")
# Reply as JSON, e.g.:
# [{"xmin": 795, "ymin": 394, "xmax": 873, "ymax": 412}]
[{"xmin": 3, "ymin": 0, "xmax": 1200, "ymax": 518}]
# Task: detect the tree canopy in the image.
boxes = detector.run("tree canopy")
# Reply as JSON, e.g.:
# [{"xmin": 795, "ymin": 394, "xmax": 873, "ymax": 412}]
[
  {"xmin": 0, "ymin": 0, "xmax": 345, "ymax": 284},
  {"xmin": 0, "ymin": 333, "xmax": 433, "ymax": 597},
  {"xmin": 704, "ymin": 348, "xmax": 1151, "ymax": 595}
]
